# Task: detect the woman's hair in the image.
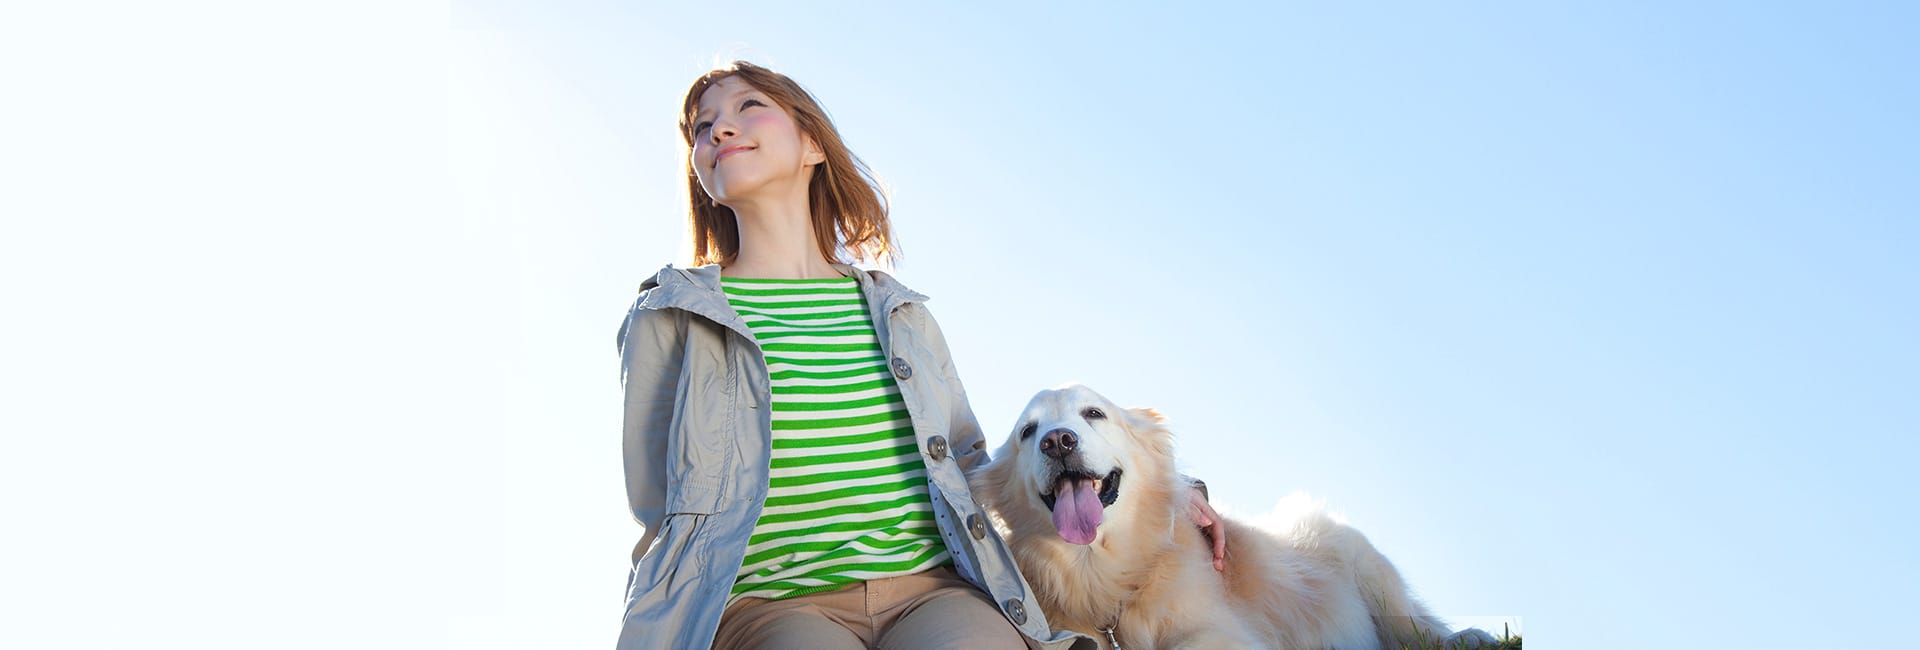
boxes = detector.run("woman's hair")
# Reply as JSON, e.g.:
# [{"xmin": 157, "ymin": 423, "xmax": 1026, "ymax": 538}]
[{"xmin": 678, "ymin": 61, "xmax": 895, "ymax": 267}]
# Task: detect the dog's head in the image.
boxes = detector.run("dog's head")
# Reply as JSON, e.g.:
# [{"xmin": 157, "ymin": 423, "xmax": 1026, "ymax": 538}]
[{"xmin": 975, "ymin": 384, "xmax": 1178, "ymax": 546}]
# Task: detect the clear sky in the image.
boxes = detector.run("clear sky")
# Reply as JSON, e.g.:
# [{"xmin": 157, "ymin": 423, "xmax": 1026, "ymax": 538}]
[{"xmin": 6, "ymin": 1, "xmax": 1915, "ymax": 648}]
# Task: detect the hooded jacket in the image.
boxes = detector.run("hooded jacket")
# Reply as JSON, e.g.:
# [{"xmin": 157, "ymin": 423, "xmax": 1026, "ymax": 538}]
[{"xmin": 616, "ymin": 263, "xmax": 1092, "ymax": 649}]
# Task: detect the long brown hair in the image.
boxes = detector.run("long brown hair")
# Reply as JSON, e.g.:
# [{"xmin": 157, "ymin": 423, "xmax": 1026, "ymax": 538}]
[{"xmin": 678, "ymin": 61, "xmax": 895, "ymax": 267}]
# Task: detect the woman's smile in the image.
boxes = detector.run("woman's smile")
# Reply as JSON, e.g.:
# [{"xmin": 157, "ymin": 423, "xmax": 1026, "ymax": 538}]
[{"xmin": 713, "ymin": 144, "xmax": 755, "ymax": 167}]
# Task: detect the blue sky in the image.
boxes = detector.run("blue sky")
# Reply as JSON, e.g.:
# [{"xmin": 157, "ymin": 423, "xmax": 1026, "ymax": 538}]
[
  {"xmin": 7, "ymin": 1, "xmax": 1915, "ymax": 648},
  {"xmin": 442, "ymin": 2, "xmax": 1917, "ymax": 647}
]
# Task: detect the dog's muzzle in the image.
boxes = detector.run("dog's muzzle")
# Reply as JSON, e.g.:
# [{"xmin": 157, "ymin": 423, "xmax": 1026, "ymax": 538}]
[{"xmin": 1039, "ymin": 468, "xmax": 1122, "ymax": 510}]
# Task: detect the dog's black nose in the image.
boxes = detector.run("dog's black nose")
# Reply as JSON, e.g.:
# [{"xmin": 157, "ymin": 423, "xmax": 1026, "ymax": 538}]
[{"xmin": 1040, "ymin": 428, "xmax": 1078, "ymax": 459}]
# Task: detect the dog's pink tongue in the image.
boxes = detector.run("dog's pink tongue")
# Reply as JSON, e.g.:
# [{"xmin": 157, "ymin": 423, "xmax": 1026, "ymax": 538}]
[{"xmin": 1050, "ymin": 477, "xmax": 1103, "ymax": 545}]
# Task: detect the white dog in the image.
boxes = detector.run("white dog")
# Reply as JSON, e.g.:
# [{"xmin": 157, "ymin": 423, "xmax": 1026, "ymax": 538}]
[{"xmin": 970, "ymin": 384, "xmax": 1497, "ymax": 649}]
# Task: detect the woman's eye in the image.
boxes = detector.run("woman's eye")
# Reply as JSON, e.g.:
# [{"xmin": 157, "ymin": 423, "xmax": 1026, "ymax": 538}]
[
  {"xmin": 692, "ymin": 121, "xmax": 712, "ymax": 134},
  {"xmin": 741, "ymin": 98, "xmax": 765, "ymax": 109}
]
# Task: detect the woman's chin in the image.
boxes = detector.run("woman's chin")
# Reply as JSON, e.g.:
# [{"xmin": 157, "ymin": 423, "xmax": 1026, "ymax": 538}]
[{"xmin": 705, "ymin": 177, "xmax": 775, "ymax": 207}]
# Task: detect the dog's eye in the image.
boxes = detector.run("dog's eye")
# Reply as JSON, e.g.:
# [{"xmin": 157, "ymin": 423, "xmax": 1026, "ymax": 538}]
[
  {"xmin": 1082, "ymin": 407, "xmax": 1105, "ymax": 420},
  {"xmin": 1019, "ymin": 422, "xmax": 1037, "ymax": 440}
]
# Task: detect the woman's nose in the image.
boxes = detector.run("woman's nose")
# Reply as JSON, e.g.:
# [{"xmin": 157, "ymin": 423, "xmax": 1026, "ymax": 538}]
[{"xmin": 709, "ymin": 118, "xmax": 738, "ymax": 144}]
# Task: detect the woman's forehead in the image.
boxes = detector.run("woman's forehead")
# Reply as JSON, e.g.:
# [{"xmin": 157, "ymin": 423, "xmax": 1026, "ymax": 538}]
[{"xmin": 696, "ymin": 76, "xmax": 760, "ymax": 111}]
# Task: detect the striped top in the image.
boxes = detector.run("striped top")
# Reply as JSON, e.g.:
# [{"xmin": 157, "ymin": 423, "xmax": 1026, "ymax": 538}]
[{"xmin": 721, "ymin": 276, "xmax": 949, "ymax": 603}]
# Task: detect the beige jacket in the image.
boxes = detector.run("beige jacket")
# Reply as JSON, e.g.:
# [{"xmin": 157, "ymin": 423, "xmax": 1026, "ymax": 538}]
[{"xmin": 615, "ymin": 263, "xmax": 1092, "ymax": 649}]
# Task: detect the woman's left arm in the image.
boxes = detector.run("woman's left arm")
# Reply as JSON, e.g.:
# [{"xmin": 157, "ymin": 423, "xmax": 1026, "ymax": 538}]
[{"xmin": 912, "ymin": 304, "xmax": 993, "ymax": 474}]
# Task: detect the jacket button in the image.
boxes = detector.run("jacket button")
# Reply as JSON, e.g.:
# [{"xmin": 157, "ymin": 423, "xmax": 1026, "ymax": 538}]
[
  {"xmin": 927, "ymin": 435, "xmax": 948, "ymax": 462},
  {"xmin": 1004, "ymin": 598, "xmax": 1027, "ymax": 626},
  {"xmin": 967, "ymin": 513, "xmax": 987, "ymax": 540},
  {"xmin": 890, "ymin": 357, "xmax": 913, "ymax": 380}
]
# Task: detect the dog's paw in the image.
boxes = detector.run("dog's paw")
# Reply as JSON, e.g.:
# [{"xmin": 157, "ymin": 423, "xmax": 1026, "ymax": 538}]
[{"xmin": 1443, "ymin": 628, "xmax": 1499, "ymax": 648}]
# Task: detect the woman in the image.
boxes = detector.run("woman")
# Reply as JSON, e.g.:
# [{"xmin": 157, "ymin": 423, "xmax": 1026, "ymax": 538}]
[{"xmin": 616, "ymin": 61, "xmax": 1224, "ymax": 649}]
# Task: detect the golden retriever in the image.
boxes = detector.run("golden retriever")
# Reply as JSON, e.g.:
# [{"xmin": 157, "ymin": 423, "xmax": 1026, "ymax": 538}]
[{"xmin": 970, "ymin": 384, "xmax": 1496, "ymax": 649}]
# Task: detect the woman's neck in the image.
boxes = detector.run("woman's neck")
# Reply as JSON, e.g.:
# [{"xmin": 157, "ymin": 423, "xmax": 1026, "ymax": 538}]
[{"xmin": 723, "ymin": 198, "xmax": 841, "ymax": 280}]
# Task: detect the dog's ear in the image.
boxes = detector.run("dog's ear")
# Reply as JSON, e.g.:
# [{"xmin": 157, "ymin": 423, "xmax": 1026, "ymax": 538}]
[
  {"xmin": 1123, "ymin": 407, "xmax": 1177, "ymax": 458},
  {"xmin": 1126, "ymin": 407, "xmax": 1165, "ymax": 424},
  {"xmin": 970, "ymin": 451, "xmax": 1014, "ymax": 508}
]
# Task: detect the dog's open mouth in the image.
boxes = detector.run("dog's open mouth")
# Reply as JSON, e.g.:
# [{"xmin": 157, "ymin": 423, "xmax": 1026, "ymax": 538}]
[{"xmin": 1039, "ymin": 468, "xmax": 1121, "ymax": 545}]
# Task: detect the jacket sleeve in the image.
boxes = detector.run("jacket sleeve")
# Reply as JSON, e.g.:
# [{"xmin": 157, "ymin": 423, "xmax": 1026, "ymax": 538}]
[
  {"xmin": 618, "ymin": 298, "xmax": 682, "ymax": 563},
  {"xmin": 916, "ymin": 305, "xmax": 994, "ymax": 474}
]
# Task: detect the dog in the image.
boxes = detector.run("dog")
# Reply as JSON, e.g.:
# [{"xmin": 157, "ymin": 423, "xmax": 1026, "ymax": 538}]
[{"xmin": 970, "ymin": 384, "xmax": 1497, "ymax": 649}]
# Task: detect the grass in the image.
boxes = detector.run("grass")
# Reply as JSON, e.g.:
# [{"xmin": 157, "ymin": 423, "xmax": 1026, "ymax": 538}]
[{"xmin": 1400, "ymin": 622, "xmax": 1522, "ymax": 650}]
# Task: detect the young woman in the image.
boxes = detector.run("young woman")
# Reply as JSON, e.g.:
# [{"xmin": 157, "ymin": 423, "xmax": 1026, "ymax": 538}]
[{"xmin": 616, "ymin": 61, "xmax": 1225, "ymax": 649}]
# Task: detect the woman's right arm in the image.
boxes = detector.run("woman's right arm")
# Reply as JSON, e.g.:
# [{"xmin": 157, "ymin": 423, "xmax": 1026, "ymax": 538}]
[{"xmin": 618, "ymin": 300, "xmax": 682, "ymax": 564}]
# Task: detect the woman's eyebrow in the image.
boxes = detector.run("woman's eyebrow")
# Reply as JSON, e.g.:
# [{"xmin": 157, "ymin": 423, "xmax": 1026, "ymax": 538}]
[{"xmin": 695, "ymin": 90, "xmax": 755, "ymax": 122}]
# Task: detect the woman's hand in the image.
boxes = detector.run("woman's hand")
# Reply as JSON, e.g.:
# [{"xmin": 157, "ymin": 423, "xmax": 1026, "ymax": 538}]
[{"xmin": 1186, "ymin": 486, "xmax": 1227, "ymax": 571}]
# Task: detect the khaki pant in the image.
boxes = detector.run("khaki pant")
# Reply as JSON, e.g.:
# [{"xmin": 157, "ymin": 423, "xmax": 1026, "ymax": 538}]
[{"xmin": 713, "ymin": 565, "xmax": 1026, "ymax": 649}]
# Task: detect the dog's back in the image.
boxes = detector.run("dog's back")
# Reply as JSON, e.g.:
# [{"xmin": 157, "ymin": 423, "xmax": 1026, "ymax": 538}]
[{"xmin": 970, "ymin": 385, "xmax": 1491, "ymax": 649}]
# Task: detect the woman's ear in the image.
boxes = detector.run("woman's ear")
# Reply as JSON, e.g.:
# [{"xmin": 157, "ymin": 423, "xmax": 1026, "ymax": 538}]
[{"xmin": 802, "ymin": 137, "xmax": 827, "ymax": 166}]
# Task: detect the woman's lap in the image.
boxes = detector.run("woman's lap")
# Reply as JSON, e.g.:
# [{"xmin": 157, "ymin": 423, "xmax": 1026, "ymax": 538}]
[{"xmin": 714, "ymin": 565, "xmax": 1024, "ymax": 649}]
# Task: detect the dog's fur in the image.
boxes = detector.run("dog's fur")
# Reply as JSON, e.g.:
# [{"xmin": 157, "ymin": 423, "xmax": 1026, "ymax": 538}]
[{"xmin": 970, "ymin": 385, "xmax": 1495, "ymax": 650}]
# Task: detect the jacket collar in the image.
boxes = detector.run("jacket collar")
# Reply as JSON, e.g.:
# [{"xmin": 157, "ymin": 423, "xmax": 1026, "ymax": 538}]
[{"xmin": 636, "ymin": 262, "xmax": 930, "ymax": 333}]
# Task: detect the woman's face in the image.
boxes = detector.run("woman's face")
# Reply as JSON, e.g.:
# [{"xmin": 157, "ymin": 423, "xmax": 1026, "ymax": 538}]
[{"xmin": 689, "ymin": 76, "xmax": 823, "ymax": 207}]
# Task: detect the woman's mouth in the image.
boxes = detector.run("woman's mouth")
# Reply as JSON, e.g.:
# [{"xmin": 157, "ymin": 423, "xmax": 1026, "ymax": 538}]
[{"xmin": 714, "ymin": 145, "xmax": 754, "ymax": 166}]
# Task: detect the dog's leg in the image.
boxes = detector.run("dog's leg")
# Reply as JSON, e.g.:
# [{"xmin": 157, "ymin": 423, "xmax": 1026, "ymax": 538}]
[
  {"xmin": 1346, "ymin": 535, "xmax": 1459, "ymax": 649},
  {"xmin": 1444, "ymin": 628, "xmax": 1500, "ymax": 648}
]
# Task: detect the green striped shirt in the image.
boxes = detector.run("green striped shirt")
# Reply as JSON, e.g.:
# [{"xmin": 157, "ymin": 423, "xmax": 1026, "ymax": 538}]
[{"xmin": 721, "ymin": 276, "xmax": 948, "ymax": 603}]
